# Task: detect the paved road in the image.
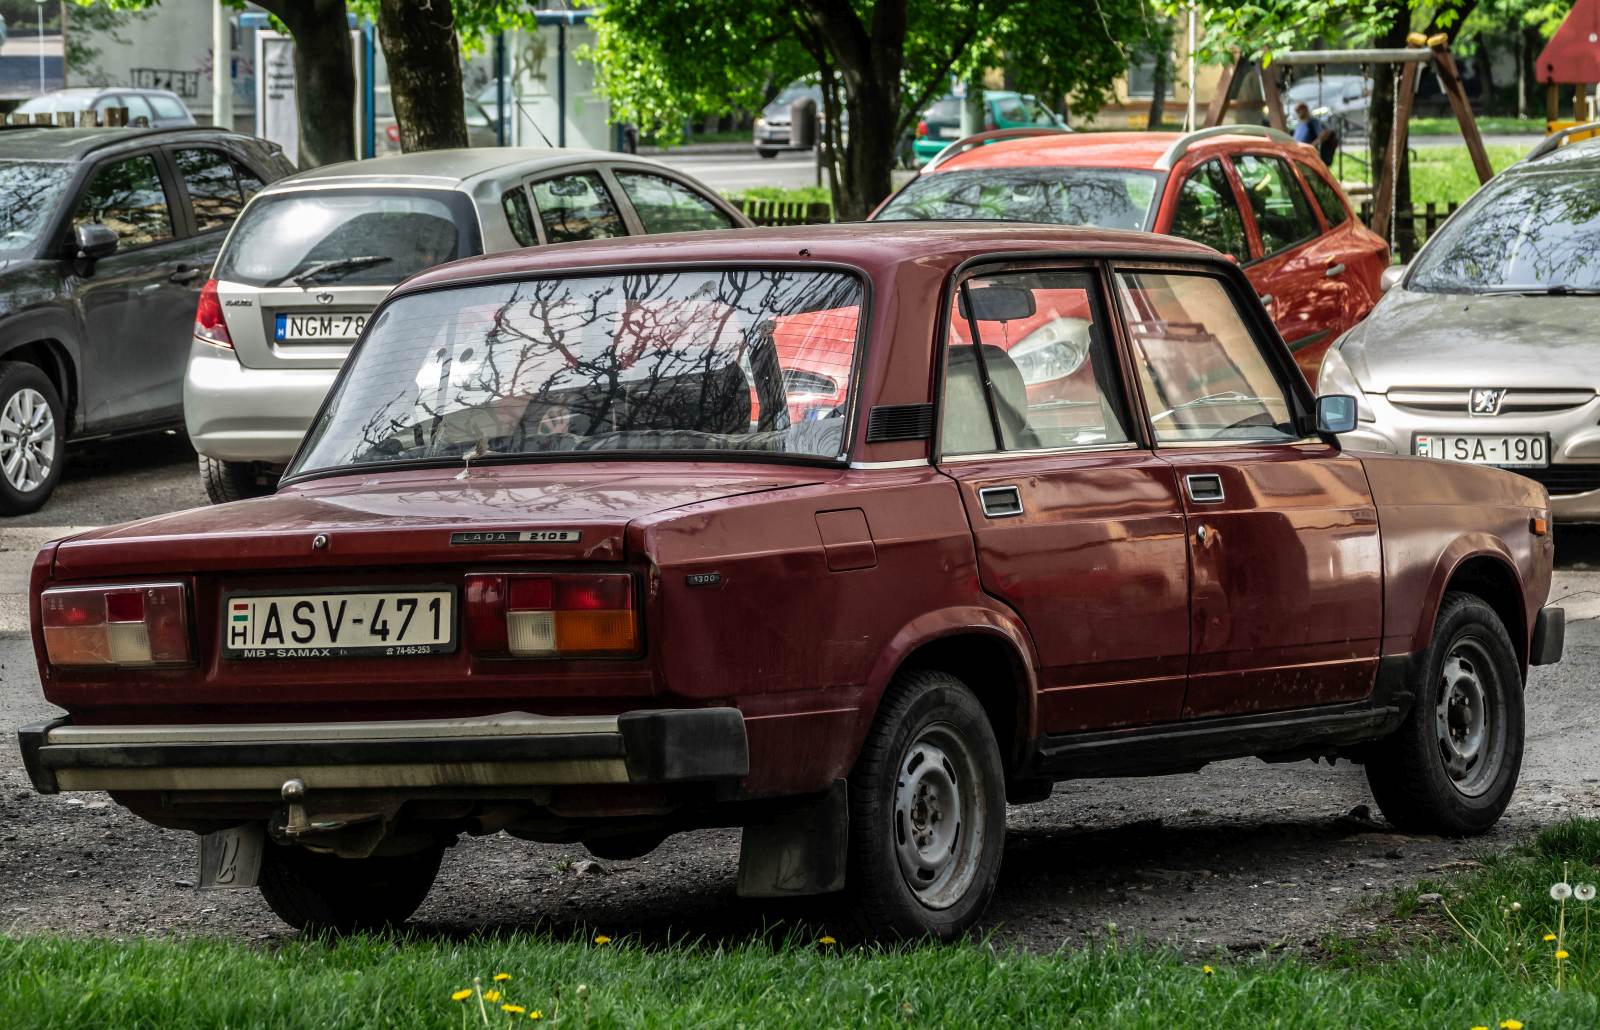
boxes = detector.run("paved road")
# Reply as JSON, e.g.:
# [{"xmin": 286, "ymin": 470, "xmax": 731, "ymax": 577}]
[
  {"xmin": 3, "ymin": 439, "xmax": 1600, "ymax": 950},
  {"xmin": 653, "ymin": 148, "xmax": 830, "ymax": 193}
]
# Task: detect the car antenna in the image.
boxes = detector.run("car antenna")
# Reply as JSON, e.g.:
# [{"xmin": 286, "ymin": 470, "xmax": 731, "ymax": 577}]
[{"xmin": 529, "ymin": 118, "xmax": 555, "ymax": 149}]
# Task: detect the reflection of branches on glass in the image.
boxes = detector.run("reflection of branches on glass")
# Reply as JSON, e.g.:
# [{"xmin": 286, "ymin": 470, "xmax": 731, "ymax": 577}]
[
  {"xmin": 879, "ymin": 169, "xmax": 1158, "ymax": 230},
  {"xmin": 1412, "ymin": 175, "xmax": 1600, "ymax": 292},
  {"xmin": 292, "ymin": 269, "xmax": 865, "ymax": 476},
  {"xmin": 0, "ymin": 161, "xmax": 72, "ymax": 254},
  {"xmin": 74, "ymin": 156, "xmax": 171, "ymax": 243}
]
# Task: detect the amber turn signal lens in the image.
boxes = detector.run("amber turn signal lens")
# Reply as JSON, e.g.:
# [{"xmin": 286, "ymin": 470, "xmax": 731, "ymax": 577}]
[
  {"xmin": 554, "ymin": 610, "xmax": 639, "ymax": 654},
  {"xmin": 1532, "ymin": 516, "xmax": 1550, "ymax": 537}
]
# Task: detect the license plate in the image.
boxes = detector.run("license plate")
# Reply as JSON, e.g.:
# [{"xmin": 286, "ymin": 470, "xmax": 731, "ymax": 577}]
[
  {"xmin": 223, "ymin": 588, "xmax": 455, "ymax": 659},
  {"xmin": 274, "ymin": 312, "xmax": 369, "ymax": 342},
  {"xmin": 1413, "ymin": 433, "xmax": 1549, "ymax": 468},
  {"xmin": 938, "ymin": 126, "xmax": 961, "ymax": 138}
]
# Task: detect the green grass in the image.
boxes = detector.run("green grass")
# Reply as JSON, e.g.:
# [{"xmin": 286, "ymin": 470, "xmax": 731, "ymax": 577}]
[
  {"xmin": 727, "ymin": 185, "xmax": 833, "ymax": 207},
  {"xmin": 8, "ymin": 820, "xmax": 1600, "ymax": 1027},
  {"xmin": 1406, "ymin": 143, "xmax": 1532, "ymax": 208},
  {"xmin": 1410, "ymin": 116, "xmax": 1546, "ymax": 136}
]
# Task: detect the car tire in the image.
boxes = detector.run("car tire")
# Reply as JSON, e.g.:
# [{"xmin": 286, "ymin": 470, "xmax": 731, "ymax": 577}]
[
  {"xmin": 200, "ymin": 456, "xmax": 276, "ymax": 505},
  {"xmin": 258, "ymin": 840, "xmax": 444, "ymax": 934},
  {"xmin": 1365, "ymin": 591, "xmax": 1524, "ymax": 836},
  {"xmin": 756, "ymin": 148, "xmax": 779, "ymax": 159},
  {"xmin": 0, "ymin": 361, "xmax": 65, "ymax": 516},
  {"xmin": 847, "ymin": 669, "xmax": 1006, "ymax": 941}
]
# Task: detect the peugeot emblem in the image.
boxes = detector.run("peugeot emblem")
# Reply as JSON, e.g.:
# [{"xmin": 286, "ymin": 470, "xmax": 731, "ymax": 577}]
[
  {"xmin": 1469, "ymin": 388, "xmax": 1506, "ymax": 416},
  {"xmin": 315, "ymin": 292, "xmax": 335, "ymax": 305}
]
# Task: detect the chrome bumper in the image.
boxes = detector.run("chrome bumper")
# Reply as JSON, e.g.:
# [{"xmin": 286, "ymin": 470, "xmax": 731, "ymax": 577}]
[{"xmin": 18, "ymin": 709, "xmax": 749, "ymax": 795}]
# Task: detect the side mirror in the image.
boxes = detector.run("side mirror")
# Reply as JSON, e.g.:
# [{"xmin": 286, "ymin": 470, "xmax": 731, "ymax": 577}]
[
  {"xmin": 74, "ymin": 222, "xmax": 118, "ymax": 261},
  {"xmin": 1316, "ymin": 394, "xmax": 1359, "ymax": 435},
  {"xmin": 1380, "ymin": 264, "xmax": 1407, "ymax": 294}
]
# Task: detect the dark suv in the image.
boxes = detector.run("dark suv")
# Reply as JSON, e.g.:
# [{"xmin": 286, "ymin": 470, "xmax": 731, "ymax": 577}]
[{"xmin": 0, "ymin": 125, "xmax": 294, "ymax": 514}]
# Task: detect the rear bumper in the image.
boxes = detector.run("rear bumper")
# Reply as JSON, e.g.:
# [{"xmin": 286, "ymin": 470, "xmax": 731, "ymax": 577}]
[
  {"xmin": 183, "ymin": 341, "xmax": 338, "ymax": 464},
  {"xmin": 18, "ymin": 709, "xmax": 749, "ymax": 795}
]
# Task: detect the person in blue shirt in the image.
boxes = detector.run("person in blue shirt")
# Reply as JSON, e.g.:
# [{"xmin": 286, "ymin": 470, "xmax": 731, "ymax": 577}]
[{"xmin": 1293, "ymin": 102, "xmax": 1338, "ymax": 164}]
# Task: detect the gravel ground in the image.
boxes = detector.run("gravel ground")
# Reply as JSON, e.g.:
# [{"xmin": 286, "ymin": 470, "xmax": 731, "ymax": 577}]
[{"xmin": 3, "ymin": 436, "xmax": 1599, "ymax": 952}]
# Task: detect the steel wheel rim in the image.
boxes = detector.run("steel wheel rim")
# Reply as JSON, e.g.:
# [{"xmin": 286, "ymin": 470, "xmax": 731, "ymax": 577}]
[
  {"xmin": 0, "ymin": 386, "xmax": 54, "ymax": 493},
  {"xmin": 1435, "ymin": 636, "xmax": 1505, "ymax": 797},
  {"xmin": 892, "ymin": 721, "xmax": 987, "ymax": 910}
]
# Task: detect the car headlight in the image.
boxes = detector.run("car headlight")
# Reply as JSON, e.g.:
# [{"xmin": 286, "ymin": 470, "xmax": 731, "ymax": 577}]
[
  {"xmin": 1315, "ymin": 346, "xmax": 1375, "ymax": 423},
  {"xmin": 754, "ymin": 117, "xmax": 767, "ymax": 131},
  {"xmin": 1008, "ymin": 317, "xmax": 1090, "ymax": 385}
]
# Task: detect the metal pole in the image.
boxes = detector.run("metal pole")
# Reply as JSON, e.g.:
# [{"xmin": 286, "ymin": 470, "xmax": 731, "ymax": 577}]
[
  {"xmin": 363, "ymin": 21, "xmax": 375, "ymax": 158},
  {"xmin": 35, "ymin": 0, "xmax": 46, "ymax": 95},
  {"xmin": 211, "ymin": 0, "xmax": 232, "ymax": 130},
  {"xmin": 557, "ymin": 22, "xmax": 566, "ymax": 147},
  {"xmin": 494, "ymin": 31, "xmax": 507, "ymax": 146},
  {"xmin": 1185, "ymin": 2, "xmax": 1197, "ymax": 131}
]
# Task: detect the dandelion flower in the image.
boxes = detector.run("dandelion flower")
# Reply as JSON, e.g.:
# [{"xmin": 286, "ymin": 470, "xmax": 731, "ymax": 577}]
[
  {"xmin": 494, "ymin": 973, "xmax": 513, "ymax": 982},
  {"xmin": 503, "ymin": 1005, "xmax": 526, "ymax": 1015},
  {"xmin": 450, "ymin": 989, "xmax": 473, "ymax": 1002},
  {"xmin": 483, "ymin": 990, "xmax": 502, "ymax": 1003},
  {"xmin": 1578, "ymin": 884, "xmax": 1597, "ymax": 902},
  {"xmin": 819, "ymin": 935, "xmax": 837, "ymax": 945},
  {"xmin": 1552, "ymin": 882, "xmax": 1573, "ymax": 901},
  {"xmin": 1545, "ymin": 933, "xmax": 1558, "ymax": 942},
  {"xmin": 1501, "ymin": 1021, "xmax": 1524, "ymax": 1030},
  {"xmin": 529, "ymin": 1013, "xmax": 543, "ymax": 1021},
  {"xmin": 1557, "ymin": 950, "xmax": 1571, "ymax": 960},
  {"xmin": 593, "ymin": 935, "xmax": 612, "ymax": 945},
  {"xmin": 1511, "ymin": 902, "xmax": 1522, "ymax": 911},
  {"xmin": 1202, "ymin": 965, "xmax": 1214, "ymax": 975},
  {"xmin": 1471, "ymin": 1026, "xmax": 1489, "ymax": 1030}
]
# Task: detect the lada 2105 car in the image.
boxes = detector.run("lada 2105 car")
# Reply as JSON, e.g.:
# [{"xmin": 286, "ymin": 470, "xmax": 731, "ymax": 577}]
[{"xmin": 19, "ymin": 224, "xmax": 1563, "ymax": 940}]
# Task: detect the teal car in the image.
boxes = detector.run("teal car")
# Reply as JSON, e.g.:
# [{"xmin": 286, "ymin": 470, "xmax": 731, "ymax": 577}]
[{"xmin": 911, "ymin": 91, "xmax": 1067, "ymax": 166}]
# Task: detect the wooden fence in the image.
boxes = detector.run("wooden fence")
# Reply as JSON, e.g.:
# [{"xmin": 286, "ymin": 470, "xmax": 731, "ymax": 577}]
[
  {"xmin": 1357, "ymin": 201, "xmax": 1461, "ymax": 261},
  {"xmin": 735, "ymin": 198, "xmax": 833, "ymax": 227}
]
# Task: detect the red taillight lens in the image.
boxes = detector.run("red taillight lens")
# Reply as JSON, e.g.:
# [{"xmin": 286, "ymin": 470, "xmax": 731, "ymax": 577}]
[
  {"xmin": 466, "ymin": 573, "xmax": 637, "ymax": 657},
  {"xmin": 41, "ymin": 583, "xmax": 190, "ymax": 667},
  {"xmin": 194, "ymin": 279, "xmax": 233, "ymax": 350},
  {"xmin": 916, "ymin": 120, "xmax": 928, "ymax": 138},
  {"xmin": 386, "ymin": 123, "xmax": 401, "ymax": 142}
]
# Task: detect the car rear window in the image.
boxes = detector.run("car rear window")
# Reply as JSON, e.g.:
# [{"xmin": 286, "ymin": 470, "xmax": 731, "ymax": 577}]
[
  {"xmin": 876, "ymin": 167, "xmax": 1158, "ymax": 231},
  {"xmin": 215, "ymin": 188, "xmax": 481, "ymax": 288}
]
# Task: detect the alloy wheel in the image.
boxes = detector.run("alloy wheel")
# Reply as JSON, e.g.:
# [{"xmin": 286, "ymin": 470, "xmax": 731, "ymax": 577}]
[{"xmin": 0, "ymin": 386, "xmax": 55, "ymax": 494}]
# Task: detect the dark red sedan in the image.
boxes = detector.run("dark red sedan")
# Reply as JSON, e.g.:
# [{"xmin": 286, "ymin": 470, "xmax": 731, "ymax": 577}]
[{"xmin": 19, "ymin": 224, "xmax": 1560, "ymax": 940}]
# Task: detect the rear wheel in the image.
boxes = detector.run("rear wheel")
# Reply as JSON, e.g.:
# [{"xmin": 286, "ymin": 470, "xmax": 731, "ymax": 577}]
[
  {"xmin": 1365, "ymin": 592, "xmax": 1524, "ymax": 835},
  {"xmin": 200, "ymin": 456, "xmax": 277, "ymax": 504},
  {"xmin": 0, "ymin": 361, "xmax": 64, "ymax": 515},
  {"xmin": 756, "ymin": 147, "xmax": 780, "ymax": 159},
  {"xmin": 258, "ymin": 841, "xmax": 443, "ymax": 934},
  {"xmin": 847, "ymin": 669, "xmax": 1006, "ymax": 940}
]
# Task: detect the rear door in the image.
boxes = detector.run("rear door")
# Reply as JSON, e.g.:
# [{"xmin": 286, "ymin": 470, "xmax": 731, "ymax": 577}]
[
  {"xmin": 1230, "ymin": 151, "xmax": 1348, "ymax": 383},
  {"xmin": 936, "ymin": 264, "xmax": 1191, "ymax": 733},
  {"xmin": 1111, "ymin": 264, "xmax": 1383, "ymax": 718},
  {"xmin": 607, "ymin": 168, "xmax": 742, "ymax": 234},
  {"xmin": 1296, "ymin": 159, "xmax": 1385, "ymax": 344}
]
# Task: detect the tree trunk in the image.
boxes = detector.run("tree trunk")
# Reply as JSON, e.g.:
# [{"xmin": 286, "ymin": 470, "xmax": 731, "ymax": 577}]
[
  {"xmin": 254, "ymin": 0, "xmax": 357, "ymax": 167},
  {"xmin": 1147, "ymin": 54, "xmax": 1168, "ymax": 129},
  {"xmin": 377, "ymin": 0, "xmax": 468, "ymax": 152}
]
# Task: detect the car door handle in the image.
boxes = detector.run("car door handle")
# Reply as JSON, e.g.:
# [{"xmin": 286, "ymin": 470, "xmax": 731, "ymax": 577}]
[
  {"xmin": 169, "ymin": 265, "xmax": 202, "ymax": 284},
  {"xmin": 1184, "ymin": 473, "xmax": 1226, "ymax": 504},
  {"xmin": 978, "ymin": 485, "xmax": 1024, "ymax": 518},
  {"xmin": 1325, "ymin": 263, "xmax": 1346, "ymax": 278}
]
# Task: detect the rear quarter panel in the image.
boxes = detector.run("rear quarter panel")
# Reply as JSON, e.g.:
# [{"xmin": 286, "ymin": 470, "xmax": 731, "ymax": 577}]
[{"xmin": 1360, "ymin": 452, "xmax": 1553, "ymax": 660}]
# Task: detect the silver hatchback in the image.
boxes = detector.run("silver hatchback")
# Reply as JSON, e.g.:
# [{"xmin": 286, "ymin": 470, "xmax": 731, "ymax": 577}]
[
  {"xmin": 1317, "ymin": 136, "xmax": 1600, "ymax": 521},
  {"xmin": 184, "ymin": 148, "xmax": 750, "ymax": 502}
]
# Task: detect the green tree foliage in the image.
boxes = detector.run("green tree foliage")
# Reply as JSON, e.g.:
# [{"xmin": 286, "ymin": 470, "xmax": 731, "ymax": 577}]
[{"xmin": 586, "ymin": 0, "xmax": 1161, "ymax": 219}]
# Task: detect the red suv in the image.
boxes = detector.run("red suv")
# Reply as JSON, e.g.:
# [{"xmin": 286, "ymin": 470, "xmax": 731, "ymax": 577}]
[{"xmin": 873, "ymin": 126, "xmax": 1389, "ymax": 383}]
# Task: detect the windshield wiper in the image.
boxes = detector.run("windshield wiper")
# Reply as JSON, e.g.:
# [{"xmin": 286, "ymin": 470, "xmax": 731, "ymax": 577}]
[
  {"xmin": 1478, "ymin": 283, "xmax": 1600, "ymax": 297},
  {"xmin": 281, "ymin": 255, "xmax": 394, "ymax": 287}
]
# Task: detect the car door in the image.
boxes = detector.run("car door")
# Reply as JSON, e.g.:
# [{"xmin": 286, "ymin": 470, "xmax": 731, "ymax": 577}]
[
  {"xmin": 1111, "ymin": 264, "xmax": 1383, "ymax": 718},
  {"xmin": 1230, "ymin": 152, "xmax": 1348, "ymax": 382},
  {"xmin": 1296, "ymin": 158, "xmax": 1385, "ymax": 342},
  {"xmin": 527, "ymin": 170, "xmax": 628, "ymax": 244},
  {"xmin": 67, "ymin": 149, "xmax": 196, "ymax": 430},
  {"xmin": 936, "ymin": 265, "xmax": 1191, "ymax": 733},
  {"xmin": 1161, "ymin": 157, "xmax": 1252, "ymax": 265}
]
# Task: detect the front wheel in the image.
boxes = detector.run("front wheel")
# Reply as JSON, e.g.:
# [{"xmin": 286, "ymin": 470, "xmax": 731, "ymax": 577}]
[
  {"xmin": 0, "ymin": 361, "xmax": 64, "ymax": 515},
  {"xmin": 847, "ymin": 669, "xmax": 1006, "ymax": 940},
  {"xmin": 258, "ymin": 841, "xmax": 444, "ymax": 933},
  {"xmin": 1365, "ymin": 592, "xmax": 1524, "ymax": 835}
]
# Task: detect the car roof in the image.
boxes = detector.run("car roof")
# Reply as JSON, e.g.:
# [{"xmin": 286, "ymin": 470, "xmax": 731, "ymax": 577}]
[
  {"xmin": 394, "ymin": 222, "xmax": 1223, "ymax": 298},
  {"xmin": 23, "ymin": 86, "xmax": 182, "ymax": 100},
  {"xmin": 1512, "ymin": 135, "xmax": 1600, "ymax": 172},
  {"xmin": 0, "ymin": 125, "xmax": 243, "ymax": 161},
  {"xmin": 269, "ymin": 147, "xmax": 671, "ymax": 190},
  {"xmin": 927, "ymin": 129, "xmax": 1302, "ymax": 173}
]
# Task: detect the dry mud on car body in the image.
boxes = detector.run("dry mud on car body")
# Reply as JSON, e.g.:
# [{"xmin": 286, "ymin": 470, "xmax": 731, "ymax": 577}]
[{"xmin": 18, "ymin": 223, "xmax": 1561, "ymax": 940}]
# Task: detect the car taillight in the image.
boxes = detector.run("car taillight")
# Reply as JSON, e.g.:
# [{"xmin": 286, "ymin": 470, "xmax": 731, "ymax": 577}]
[
  {"xmin": 194, "ymin": 279, "xmax": 233, "ymax": 350},
  {"xmin": 41, "ymin": 583, "xmax": 190, "ymax": 666},
  {"xmin": 916, "ymin": 120, "xmax": 928, "ymax": 138},
  {"xmin": 386, "ymin": 123, "xmax": 401, "ymax": 142},
  {"xmin": 465, "ymin": 573, "xmax": 637, "ymax": 657}
]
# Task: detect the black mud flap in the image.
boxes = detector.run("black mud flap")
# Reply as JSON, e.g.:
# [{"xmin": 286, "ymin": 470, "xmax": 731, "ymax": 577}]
[
  {"xmin": 198, "ymin": 823, "xmax": 265, "ymax": 889},
  {"xmin": 735, "ymin": 780, "xmax": 847, "ymax": 898}
]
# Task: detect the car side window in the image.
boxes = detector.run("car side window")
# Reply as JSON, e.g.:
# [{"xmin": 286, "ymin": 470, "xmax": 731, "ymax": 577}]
[
  {"xmin": 502, "ymin": 186, "xmax": 538, "ymax": 246},
  {"xmin": 73, "ymin": 153, "xmax": 173, "ymax": 248},
  {"xmin": 148, "ymin": 95, "xmax": 186, "ymax": 121},
  {"xmin": 1297, "ymin": 161, "xmax": 1349, "ymax": 227},
  {"xmin": 121, "ymin": 94, "xmax": 154, "ymax": 125},
  {"xmin": 235, "ymin": 162, "xmax": 265, "ymax": 201},
  {"xmin": 529, "ymin": 171, "xmax": 626, "ymax": 243},
  {"xmin": 1232, "ymin": 153, "xmax": 1319, "ymax": 255},
  {"xmin": 173, "ymin": 148, "xmax": 245, "ymax": 233},
  {"xmin": 613, "ymin": 170, "xmax": 735, "ymax": 234},
  {"xmin": 1116, "ymin": 269, "xmax": 1298, "ymax": 444},
  {"xmin": 1170, "ymin": 160, "xmax": 1249, "ymax": 264},
  {"xmin": 942, "ymin": 270, "xmax": 1132, "ymax": 455}
]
